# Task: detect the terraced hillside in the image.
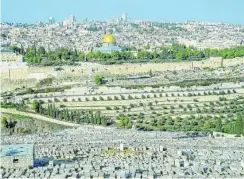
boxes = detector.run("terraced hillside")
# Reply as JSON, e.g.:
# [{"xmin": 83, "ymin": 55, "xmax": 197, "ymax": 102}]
[
  {"xmin": 1, "ymin": 61, "xmax": 244, "ymax": 135},
  {"xmin": 17, "ymin": 82, "xmax": 243, "ymax": 134}
]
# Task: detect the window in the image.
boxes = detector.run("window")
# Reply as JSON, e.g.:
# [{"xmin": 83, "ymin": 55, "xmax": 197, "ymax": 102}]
[{"xmin": 13, "ymin": 159, "xmax": 19, "ymax": 163}]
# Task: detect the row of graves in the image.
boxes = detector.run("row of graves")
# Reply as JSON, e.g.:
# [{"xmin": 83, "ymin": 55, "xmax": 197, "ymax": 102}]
[{"xmin": 1, "ymin": 127, "xmax": 244, "ymax": 178}]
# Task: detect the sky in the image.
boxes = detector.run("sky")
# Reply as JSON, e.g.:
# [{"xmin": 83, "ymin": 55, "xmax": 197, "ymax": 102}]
[{"xmin": 1, "ymin": 0, "xmax": 244, "ymax": 24}]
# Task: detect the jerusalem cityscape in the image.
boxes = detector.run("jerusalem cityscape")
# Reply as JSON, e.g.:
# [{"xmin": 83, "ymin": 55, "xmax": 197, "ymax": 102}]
[{"xmin": 1, "ymin": 0, "xmax": 244, "ymax": 178}]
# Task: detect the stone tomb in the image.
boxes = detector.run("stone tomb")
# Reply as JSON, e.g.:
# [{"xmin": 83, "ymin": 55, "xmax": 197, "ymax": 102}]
[{"xmin": 0, "ymin": 144, "xmax": 34, "ymax": 168}]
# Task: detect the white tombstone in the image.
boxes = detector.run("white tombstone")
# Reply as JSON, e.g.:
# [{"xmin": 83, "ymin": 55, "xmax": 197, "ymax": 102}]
[
  {"xmin": 159, "ymin": 146, "xmax": 164, "ymax": 152},
  {"xmin": 241, "ymin": 161, "xmax": 244, "ymax": 168},
  {"xmin": 177, "ymin": 150, "xmax": 182, "ymax": 156},
  {"xmin": 120, "ymin": 143, "xmax": 124, "ymax": 151}
]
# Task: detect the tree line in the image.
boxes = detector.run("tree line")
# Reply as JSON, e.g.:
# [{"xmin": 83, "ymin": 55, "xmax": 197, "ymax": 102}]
[
  {"xmin": 9, "ymin": 44, "xmax": 244, "ymax": 66},
  {"xmin": 135, "ymin": 113, "xmax": 244, "ymax": 136},
  {"xmin": 32, "ymin": 101, "xmax": 112, "ymax": 126}
]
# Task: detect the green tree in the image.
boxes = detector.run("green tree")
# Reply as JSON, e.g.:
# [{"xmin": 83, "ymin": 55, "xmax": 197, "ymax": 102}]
[
  {"xmin": 10, "ymin": 45, "xmax": 20, "ymax": 53},
  {"xmin": 94, "ymin": 75, "xmax": 103, "ymax": 85},
  {"xmin": 176, "ymin": 51, "xmax": 186, "ymax": 60},
  {"xmin": 32, "ymin": 100, "xmax": 40, "ymax": 113},
  {"xmin": 203, "ymin": 121, "xmax": 211, "ymax": 130},
  {"xmin": 215, "ymin": 118, "xmax": 222, "ymax": 132},
  {"xmin": 117, "ymin": 115, "xmax": 132, "ymax": 129},
  {"xmin": 78, "ymin": 52, "xmax": 85, "ymax": 61},
  {"xmin": 234, "ymin": 115, "xmax": 244, "ymax": 135},
  {"xmin": 1, "ymin": 117, "xmax": 8, "ymax": 128}
]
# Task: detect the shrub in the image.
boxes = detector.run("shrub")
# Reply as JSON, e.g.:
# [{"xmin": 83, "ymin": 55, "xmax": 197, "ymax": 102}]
[
  {"xmin": 106, "ymin": 106, "xmax": 112, "ymax": 110},
  {"xmin": 94, "ymin": 75, "xmax": 103, "ymax": 85},
  {"xmin": 54, "ymin": 98, "xmax": 60, "ymax": 102},
  {"xmin": 60, "ymin": 104, "xmax": 66, "ymax": 108},
  {"xmin": 114, "ymin": 106, "xmax": 120, "ymax": 110},
  {"xmin": 219, "ymin": 97, "xmax": 227, "ymax": 101},
  {"xmin": 128, "ymin": 95, "xmax": 133, "ymax": 100},
  {"xmin": 121, "ymin": 95, "xmax": 125, "ymax": 100}
]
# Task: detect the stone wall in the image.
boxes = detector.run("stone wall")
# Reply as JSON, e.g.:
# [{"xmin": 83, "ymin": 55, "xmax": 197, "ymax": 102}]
[
  {"xmin": 1, "ymin": 57, "xmax": 244, "ymax": 82},
  {"xmin": 0, "ymin": 53, "xmax": 23, "ymax": 63}
]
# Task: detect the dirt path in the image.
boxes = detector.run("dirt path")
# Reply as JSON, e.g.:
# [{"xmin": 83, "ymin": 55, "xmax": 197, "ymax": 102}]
[
  {"xmin": 1, "ymin": 108, "xmax": 112, "ymax": 129},
  {"xmin": 1, "ymin": 108, "xmax": 81, "ymax": 127}
]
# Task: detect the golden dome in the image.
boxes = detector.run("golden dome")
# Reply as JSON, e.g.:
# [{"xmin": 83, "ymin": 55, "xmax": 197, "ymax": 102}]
[{"xmin": 102, "ymin": 34, "xmax": 116, "ymax": 43}]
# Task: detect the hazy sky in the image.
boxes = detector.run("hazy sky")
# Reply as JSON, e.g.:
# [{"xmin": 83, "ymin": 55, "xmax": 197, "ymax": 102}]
[{"xmin": 2, "ymin": 0, "xmax": 244, "ymax": 24}]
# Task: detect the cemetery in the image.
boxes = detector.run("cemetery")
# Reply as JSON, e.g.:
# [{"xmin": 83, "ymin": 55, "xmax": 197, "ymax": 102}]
[{"xmin": 1, "ymin": 127, "xmax": 244, "ymax": 178}]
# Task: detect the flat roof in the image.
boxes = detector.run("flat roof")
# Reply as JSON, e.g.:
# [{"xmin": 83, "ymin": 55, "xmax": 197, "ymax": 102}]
[
  {"xmin": 0, "ymin": 51, "xmax": 16, "ymax": 54},
  {"xmin": 0, "ymin": 144, "xmax": 33, "ymax": 157}
]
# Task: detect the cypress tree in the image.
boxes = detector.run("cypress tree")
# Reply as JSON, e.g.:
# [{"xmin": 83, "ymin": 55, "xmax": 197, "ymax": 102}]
[
  {"xmin": 70, "ymin": 111, "xmax": 74, "ymax": 122},
  {"xmin": 235, "ymin": 115, "xmax": 243, "ymax": 135},
  {"xmin": 216, "ymin": 118, "xmax": 222, "ymax": 132}
]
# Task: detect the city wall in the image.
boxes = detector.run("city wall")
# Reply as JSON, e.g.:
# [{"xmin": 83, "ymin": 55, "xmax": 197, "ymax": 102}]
[{"xmin": 1, "ymin": 57, "xmax": 244, "ymax": 89}]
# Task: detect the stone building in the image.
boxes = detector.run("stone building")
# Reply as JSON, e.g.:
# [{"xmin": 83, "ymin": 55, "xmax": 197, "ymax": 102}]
[{"xmin": 0, "ymin": 144, "xmax": 34, "ymax": 168}]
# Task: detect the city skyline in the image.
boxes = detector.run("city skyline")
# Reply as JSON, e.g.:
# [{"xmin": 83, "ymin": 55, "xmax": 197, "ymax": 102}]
[{"xmin": 2, "ymin": 0, "xmax": 244, "ymax": 24}]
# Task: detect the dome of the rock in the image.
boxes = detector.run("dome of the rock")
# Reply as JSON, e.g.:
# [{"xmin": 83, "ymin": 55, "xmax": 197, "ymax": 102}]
[{"xmin": 102, "ymin": 34, "xmax": 116, "ymax": 43}]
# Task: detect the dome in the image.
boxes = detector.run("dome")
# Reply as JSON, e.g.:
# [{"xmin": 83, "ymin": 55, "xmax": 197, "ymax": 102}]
[{"xmin": 102, "ymin": 34, "xmax": 116, "ymax": 43}]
